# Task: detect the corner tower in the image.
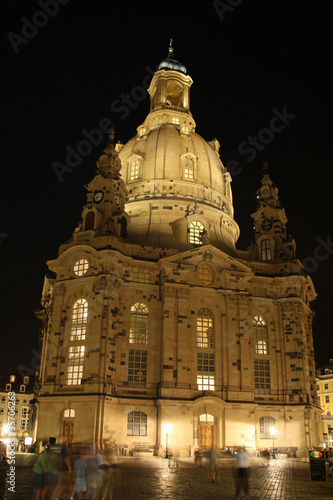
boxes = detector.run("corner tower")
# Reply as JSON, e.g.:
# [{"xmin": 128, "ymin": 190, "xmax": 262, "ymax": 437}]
[{"xmin": 118, "ymin": 42, "xmax": 239, "ymax": 254}]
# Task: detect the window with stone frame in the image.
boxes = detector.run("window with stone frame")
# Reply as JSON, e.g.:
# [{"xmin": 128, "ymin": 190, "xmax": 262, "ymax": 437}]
[
  {"xmin": 128, "ymin": 349, "xmax": 147, "ymax": 387},
  {"xmin": 129, "ymin": 158, "xmax": 140, "ymax": 181},
  {"xmin": 20, "ymin": 407, "xmax": 29, "ymax": 431},
  {"xmin": 197, "ymin": 263, "xmax": 214, "ymax": 286},
  {"xmin": 70, "ymin": 299, "xmax": 88, "ymax": 341},
  {"xmin": 259, "ymin": 416, "xmax": 276, "ymax": 438},
  {"xmin": 197, "ymin": 307, "xmax": 214, "ymax": 348},
  {"xmin": 189, "ymin": 221, "xmax": 204, "ymax": 245},
  {"xmin": 67, "ymin": 346, "xmax": 85, "ymax": 385},
  {"xmin": 129, "ymin": 303, "xmax": 149, "ymax": 344},
  {"xmin": 197, "ymin": 353, "xmax": 215, "ymax": 390},
  {"xmin": 183, "ymin": 156, "xmax": 194, "ymax": 179},
  {"xmin": 253, "ymin": 315, "xmax": 268, "ymax": 354},
  {"xmin": 127, "ymin": 411, "xmax": 147, "ymax": 436},
  {"xmin": 261, "ymin": 238, "xmax": 272, "ymax": 261},
  {"xmin": 73, "ymin": 258, "xmax": 89, "ymax": 277},
  {"xmin": 254, "ymin": 359, "xmax": 271, "ymax": 394}
]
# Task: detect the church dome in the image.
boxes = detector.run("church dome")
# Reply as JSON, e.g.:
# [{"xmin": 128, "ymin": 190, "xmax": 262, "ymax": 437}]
[{"xmin": 118, "ymin": 48, "xmax": 239, "ymax": 254}]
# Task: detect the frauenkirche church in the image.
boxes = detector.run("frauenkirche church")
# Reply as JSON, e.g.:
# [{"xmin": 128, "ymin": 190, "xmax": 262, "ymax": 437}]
[{"xmin": 35, "ymin": 44, "xmax": 321, "ymax": 457}]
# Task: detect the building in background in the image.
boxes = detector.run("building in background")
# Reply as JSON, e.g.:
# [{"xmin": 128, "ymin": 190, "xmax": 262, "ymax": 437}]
[
  {"xmin": 35, "ymin": 44, "xmax": 321, "ymax": 457},
  {"xmin": 316, "ymin": 359, "xmax": 333, "ymax": 449},
  {"xmin": 0, "ymin": 369, "xmax": 36, "ymax": 450}
]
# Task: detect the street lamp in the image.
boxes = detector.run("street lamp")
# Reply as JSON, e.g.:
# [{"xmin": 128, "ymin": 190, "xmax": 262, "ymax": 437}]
[{"xmin": 270, "ymin": 427, "xmax": 277, "ymax": 459}]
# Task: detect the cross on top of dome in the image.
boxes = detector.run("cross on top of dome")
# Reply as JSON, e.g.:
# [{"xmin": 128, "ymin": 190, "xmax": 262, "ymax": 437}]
[{"xmin": 157, "ymin": 39, "xmax": 187, "ymax": 74}]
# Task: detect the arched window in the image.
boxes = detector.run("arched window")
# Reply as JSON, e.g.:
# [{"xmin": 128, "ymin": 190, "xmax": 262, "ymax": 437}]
[
  {"xmin": 261, "ymin": 239, "xmax": 272, "ymax": 261},
  {"xmin": 63, "ymin": 409, "xmax": 75, "ymax": 418},
  {"xmin": 127, "ymin": 411, "xmax": 147, "ymax": 436},
  {"xmin": 189, "ymin": 221, "xmax": 204, "ymax": 245},
  {"xmin": 84, "ymin": 211, "xmax": 95, "ymax": 231},
  {"xmin": 259, "ymin": 416, "xmax": 276, "ymax": 438},
  {"xmin": 71, "ymin": 299, "xmax": 88, "ymax": 341},
  {"xmin": 253, "ymin": 315, "xmax": 268, "ymax": 354},
  {"xmin": 197, "ymin": 307, "xmax": 214, "ymax": 348},
  {"xmin": 129, "ymin": 303, "xmax": 148, "ymax": 344}
]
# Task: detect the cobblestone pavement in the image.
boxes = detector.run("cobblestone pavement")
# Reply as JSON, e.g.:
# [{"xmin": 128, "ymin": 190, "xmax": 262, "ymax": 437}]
[{"xmin": 1, "ymin": 453, "xmax": 333, "ymax": 499}]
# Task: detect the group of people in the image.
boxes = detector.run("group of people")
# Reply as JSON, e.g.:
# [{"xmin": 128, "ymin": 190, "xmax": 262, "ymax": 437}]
[
  {"xmin": 32, "ymin": 439, "xmax": 116, "ymax": 500},
  {"xmin": 194, "ymin": 445, "xmax": 251, "ymax": 498}
]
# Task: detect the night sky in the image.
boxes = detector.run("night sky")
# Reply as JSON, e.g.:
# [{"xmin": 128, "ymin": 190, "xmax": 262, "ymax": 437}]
[{"xmin": 1, "ymin": 0, "xmax": 332, "ymax": 375}]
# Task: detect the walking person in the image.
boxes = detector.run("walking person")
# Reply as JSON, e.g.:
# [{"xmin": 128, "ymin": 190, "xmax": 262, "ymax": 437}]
[{"xmin": 235, "ymin": 446, "xmax": 251, "ymax": 499}]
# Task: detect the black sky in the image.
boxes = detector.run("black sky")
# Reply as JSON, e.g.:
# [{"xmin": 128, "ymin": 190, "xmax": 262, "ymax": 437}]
[{"xmin": 0, "ymin": 0, "xmax": 332, "ymax": 374}]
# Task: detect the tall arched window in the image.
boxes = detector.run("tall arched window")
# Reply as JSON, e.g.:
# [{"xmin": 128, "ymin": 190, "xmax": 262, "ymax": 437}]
[
  {"xmin": 261, "ymin": 239, "xmax": 272, "ymax": 261},
  {"xmin": 189, "ymin": 221, "xmax": 204, "ymax": 245},
  {"xmin": 84, "ymin": 211, "xmax": 95, "ymax": 231},
  {"xmin": 127, "ymin": 411, "xmax": 147, "ymax": 436},
  {"xmin": 259, "ymin": 416, "xmax": 276, "ymax": 438},
  {"xmin": 197, "ymin": 307, "xmax": 214, "ymax": 348},
  {"xmin": 71, "ymin": 299, "xmax": 88, "ymax": 341},
  {"xmin": 129, "ymin": 303, "xmax": 148, "ymax": 344},
  {"xmin": 253, "ymin": 315, "xmax": 268, "ymax": 354}
]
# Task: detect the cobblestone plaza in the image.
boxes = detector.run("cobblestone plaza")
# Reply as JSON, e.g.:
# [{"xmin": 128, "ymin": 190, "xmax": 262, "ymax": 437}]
[{"xmin": 1, "ymin": 454, "xmax": 333, "ymax": 499}]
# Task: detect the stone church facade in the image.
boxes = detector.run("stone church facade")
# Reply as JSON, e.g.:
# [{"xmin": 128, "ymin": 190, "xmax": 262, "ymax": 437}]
[{"xmin": 36, "ymin": 45, "xmax": 321, "ymax": 457}]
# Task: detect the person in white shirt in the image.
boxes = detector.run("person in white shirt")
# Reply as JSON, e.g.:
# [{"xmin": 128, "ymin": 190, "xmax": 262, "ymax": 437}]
[{"xmin": 235, "ymin": 446, "xmax": 251, "ymax": 499}]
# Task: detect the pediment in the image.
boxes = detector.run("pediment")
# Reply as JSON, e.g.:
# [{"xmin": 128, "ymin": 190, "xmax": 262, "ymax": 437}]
[{"xmin": 159, "ymin": 244, "xmax": 253, "ymax": 275}]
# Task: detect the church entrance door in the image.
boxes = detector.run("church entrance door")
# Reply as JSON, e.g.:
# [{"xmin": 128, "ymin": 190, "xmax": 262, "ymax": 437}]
[
  {"xmin": 63, "ymin": 420, "xmax": 74, "ymax": 444},
  {"xmin": 200, "ymin": 424, "xmax": 214, "ymax": 450}
]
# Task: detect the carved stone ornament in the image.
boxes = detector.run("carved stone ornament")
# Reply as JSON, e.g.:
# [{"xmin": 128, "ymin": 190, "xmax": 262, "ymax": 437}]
[{"xmin": 96, "ymin": 131, "xmax": 122, "ymax": 179}]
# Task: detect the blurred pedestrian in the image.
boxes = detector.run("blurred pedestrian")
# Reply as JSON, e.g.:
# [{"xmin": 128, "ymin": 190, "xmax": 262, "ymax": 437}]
[
  {"xmin": 207, "ymin": 445, "xmax": 218, "ymax": 482},
  {"xmin": 74, "ymin": 448, "xmax": 87, "ymax": 499},
  {"xmin": 235, "ymin": 446, "xmax": 251, "ymax": 499},
  {"xmin": 32, "ymin": 448, "xmax": 47, "ymax": 500}
]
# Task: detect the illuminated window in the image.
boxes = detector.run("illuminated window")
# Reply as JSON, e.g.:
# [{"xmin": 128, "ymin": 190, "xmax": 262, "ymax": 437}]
[
  {"xmin": 261, "ymin": 239, "xmax": 272, "ymax": 261},
  {"xmin": 259, "ymin": 416, "xmax": 275, "ymax": 438},
  {"xmin": 9, "ymin": 375, "xmax": 16, "ymax": 383},
  {"xmin": 127, "ymin": 411, "xmax": 147, "ymax": 436},
  {"xmin": 64, "ymin": 409, "xmax": 75, "ymax": 418},
  {"xmin": 133, "ymin": 272, "xmax": 150, "ymax": 283},
  {"xmin": 129, "ymin": 303, "xmax": 148, "ymax": 344},
  {"xmin": 254, "ymin": 359, "xmax": 271, "ymax": 395},
  {"xmin": 73, "ymin": 259, "xmax": 89, "ymax": 276},
  {"xmin": 197, "ymin": 308, "xmax": 214, "ymax": 348},
  {"xmin": 67, "ymin": 346, "xmax": 85, "ymax": 385},
  {"xmin": 23, "ymin": 376, "xmax": 29, "ymax": 384},
  {"xmin": 129, "ymin": 159, "xmax": 140, "ymax": 181},
  {"xmin": 70, "ymin": 299, "xmax": 88, "ymax": 341},
  {"xmin": 197, "ymin": 353, "xmax": 215, "ymax": 390},
  {"xmin": 198, "ymin": 263, "xmax": 214, "ymax": 286},
  {"xmin": 189, "ymin": 221, "xmax": 204, "ymax": 245},
  {"xmin": 183, "ymin": 157, "xmax": 194, "ymax": 179},
  {"xmin": 128, "ymin": 349, "xmax": 147, "ymax": 387},
  {"xmin": 253, "ymin": 315, "xmax": 268, "ymax": 354},
  {"xmin": 172, "ymin": 117, "xmax": 180, "ymax": 125},
  {"xmin": 20, "ymin": 407, "xmax": 29, "ymax": 431}
]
